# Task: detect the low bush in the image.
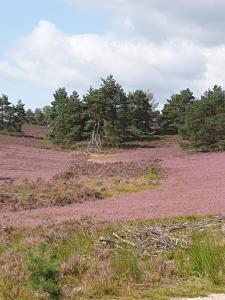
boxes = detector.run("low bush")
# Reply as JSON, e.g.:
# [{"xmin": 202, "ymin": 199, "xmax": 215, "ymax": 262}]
[{"xmin": 27, "ymin": 243, "xmax": 60, "ymax": 299}]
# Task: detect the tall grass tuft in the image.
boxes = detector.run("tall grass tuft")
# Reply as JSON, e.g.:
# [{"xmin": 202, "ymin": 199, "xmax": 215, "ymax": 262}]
[
  {"xmin": 112, "ymin": 248, "xmax": 142, "ymax": 282},
  {"xmin": 189, "ymin": 231, "xmax": 225, "ymax": 284}
]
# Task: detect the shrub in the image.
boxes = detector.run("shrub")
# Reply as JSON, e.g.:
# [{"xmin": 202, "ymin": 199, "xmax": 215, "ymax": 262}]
[
  {"xmin": 146, "ymin": 166, "xmax": 159, "ymax": 180},
  {"xmin": 27, "ymin": 243, "xmax": 60, "ymax": 299}
]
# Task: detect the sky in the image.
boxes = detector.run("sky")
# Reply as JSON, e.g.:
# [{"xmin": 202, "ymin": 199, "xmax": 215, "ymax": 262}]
[{"xmin": 1, "ymin": 0, "xmax": 225, "ymax": 109}]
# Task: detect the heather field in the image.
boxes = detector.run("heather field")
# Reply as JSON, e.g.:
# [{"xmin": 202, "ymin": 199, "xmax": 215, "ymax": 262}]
[
  {"xmin": 0, "ymin": 132, "xmax": 225, "ymax": 227},
  {"xmin": 2, "ymin": 1, "xmax": 225, "ymax": 299},
  {"xmin": 0, "ymin": 129, "xmax": 225, "ymax": 299}
]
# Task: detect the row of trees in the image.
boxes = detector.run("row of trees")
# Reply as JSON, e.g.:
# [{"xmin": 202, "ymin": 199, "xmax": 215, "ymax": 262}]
[
  {"xmin": 0, "ymin": 95, "xmax": 25, "ymax": 131},
  {"xmin": 161, "ymin": 85, "xmax": 225, "ymax": 150},
  {"xmin": 47, "ymin": 75, "xmax": 159, "ymax": 146},
  {"xmin": 26, "ymin": 107, "xmax": 51, "ymax": 126},
  {"xmin": 3, "ymin": 75, "xmax": 225, "ymax": 151}
]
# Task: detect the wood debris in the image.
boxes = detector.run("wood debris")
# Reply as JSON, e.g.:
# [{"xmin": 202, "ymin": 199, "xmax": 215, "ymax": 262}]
[{"xmin": 99, "ymin": 216, "xmax": 225, "ymax": 254}]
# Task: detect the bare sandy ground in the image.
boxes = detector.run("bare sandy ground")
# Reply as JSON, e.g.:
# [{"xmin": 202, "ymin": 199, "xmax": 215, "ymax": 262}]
[
  {"xmin": 173, "ymin": 295, "xmax": 225, "ymax": 299},
  {"xmin": 0, "ymin": 136, "xmax": 225, "ymax": 228}
]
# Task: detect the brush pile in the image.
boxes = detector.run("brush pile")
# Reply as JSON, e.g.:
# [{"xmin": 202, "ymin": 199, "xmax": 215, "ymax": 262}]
[{"xmin": 100, "ymin": 216, "xmax": 225, "ymax": 254}]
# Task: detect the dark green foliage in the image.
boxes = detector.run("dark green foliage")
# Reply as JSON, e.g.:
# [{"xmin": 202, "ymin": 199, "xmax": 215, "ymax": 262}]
[
  {"xmin": 27, "ymin": 243, "xmax": 60, "ymax": 299},
  {"xmin": 0, "ymin": 95, "xmax": 25, "ymax": 131},
  {"xmin": 161, "ymin": 88, "xmax": 195, "ymax": 133},
  {"xmin": 128, "ymin": 90, "xmax": 159, "ymax": 137},
  {"xmin": 184, "ymin": 85, "xmax": 225, "ymax": 150},
  {"xmin": 84, "ymin": 75, "xmax": 129, "ymax": 146},
  {"xmin": 48, "ymin": 88, "xmax": 85, "ymax": 144},
  {"xmin": 0, "ymin": 94, "xmax": 11, "ymax": 128},
  {"xmin": 48, "ymin": 75, "xmax": 159, "ymax": 146}
]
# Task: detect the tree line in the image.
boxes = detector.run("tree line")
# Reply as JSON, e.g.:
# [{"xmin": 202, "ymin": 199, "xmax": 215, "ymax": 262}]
[
  {"xmin": 47, "ymin": 75, "xmax": 160, "ymax": 146},
  {"xmin": 2, "ymin": 75, "xmax": 225, "ymax": 151}
]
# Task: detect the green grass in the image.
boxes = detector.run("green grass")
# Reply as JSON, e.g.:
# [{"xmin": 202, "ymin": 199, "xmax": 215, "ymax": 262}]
[
  {"xmin": 146, "ymin": 166, "xmax": 159, "ymax": 180},
  {"xmin": 105, "ymin": 183, "xmax": 154, "ymax": 197},
  {"xmin": 54, "ymin": 232, "xmax": 94, "ymax": 262},
  {"xmin": 112, "ymin": 248, "xmax": 142, "ymax": 282},
  {"xmin": 0, "ymin": 216, "xmax": 225, "ymax": 299},
  {"xmin": 189, "ymin": 231, "xmax": 225, "ymax": 284},
  {"xmin": 142, "ymin": 279, "xmax": 225, "ymax": 300}
]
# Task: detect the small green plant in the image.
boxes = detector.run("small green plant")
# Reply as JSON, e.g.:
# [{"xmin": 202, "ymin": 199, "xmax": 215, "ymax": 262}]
[
  {"xmin": 189, "ymin": 231, "xmax": 225, "ymax": 284},
  {"xmin": 105, "ymin": 183, "xmax": 154, "ymax": 197},
  {"xmin": 27, "ymin": 243, "xmax": 60, "ymax": 299},
  {"xmin": 146, "ymin": 166, "xmax": 159, "ymax": 180}
]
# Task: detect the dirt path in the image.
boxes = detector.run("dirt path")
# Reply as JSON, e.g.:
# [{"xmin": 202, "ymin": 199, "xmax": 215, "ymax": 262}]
[
  {"xmin": 1, "ymin": 137, "xmax": 225, "ymax": 228},
  {"xmin": 173, "ymin": 295, "xmax": 225, "ymax": 300}
]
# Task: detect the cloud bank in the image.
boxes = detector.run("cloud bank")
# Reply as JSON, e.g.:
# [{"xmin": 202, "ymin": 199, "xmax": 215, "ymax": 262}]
[{"xmin": 1, "ymin": 1, "xmax": 225, "ymax": 106}]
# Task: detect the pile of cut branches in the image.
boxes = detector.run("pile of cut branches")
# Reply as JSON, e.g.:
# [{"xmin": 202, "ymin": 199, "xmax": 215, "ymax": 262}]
[{"xmin": 100, "ymin": 216, "xmax": 225, "ymax": 254}]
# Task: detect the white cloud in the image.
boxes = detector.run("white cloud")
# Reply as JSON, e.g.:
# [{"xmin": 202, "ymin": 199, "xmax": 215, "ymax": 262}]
[
  {"xmin": 69, "ymin": 0, "xmax": 225, "ymax": 45},
  {"xmin": 0, "ymin": 18, "xmax": 225, "ymax": 107}
]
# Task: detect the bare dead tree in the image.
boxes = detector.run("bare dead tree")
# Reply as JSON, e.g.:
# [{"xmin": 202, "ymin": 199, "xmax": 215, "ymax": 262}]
[{"xmin": 87, "ymin": 121, "xmax": 103, "ymax": 151}]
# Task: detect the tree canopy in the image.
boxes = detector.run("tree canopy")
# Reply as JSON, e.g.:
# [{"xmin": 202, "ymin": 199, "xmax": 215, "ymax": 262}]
[
  {"xmin": 48, "ymin": 75, "xmax": 159, "ymax": 146},
  {"xmin": 3, "ymin": 76, "xmax": 225, "ymax": 152},
  {"xmin": 161, "ymin": 88, "xmax": 195, "ymax": 133},
  {"xmin": 0, "ymin": 95, "xmax": 25, "ymax": 131},
  {"xmin": 183, "ymin": 85, "xmax": 225, "ymax": 150}
]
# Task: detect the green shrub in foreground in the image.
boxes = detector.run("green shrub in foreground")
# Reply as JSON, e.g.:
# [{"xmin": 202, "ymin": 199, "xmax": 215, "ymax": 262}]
[{"xmin": 27, "ymin": 243, "xmax": 60, "ymax": 299}]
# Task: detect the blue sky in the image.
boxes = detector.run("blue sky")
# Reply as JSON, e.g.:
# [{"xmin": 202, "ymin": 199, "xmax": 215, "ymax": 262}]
[
  {"xmin": 1, "ymin": 0, "xmax": 225, "ymax": 109},
  {"xmin": 0, "ymin": 0, "xmax": 108, "ymax": 47},
  {"xmin": 0, "ymin": 0, "xmax": 110, "ymax": 108}
]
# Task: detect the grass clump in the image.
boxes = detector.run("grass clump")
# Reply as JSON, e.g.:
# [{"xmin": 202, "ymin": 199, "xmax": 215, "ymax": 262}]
[
  {"xmin": 189, "ymin": 231, "xmax": 225, "ymax": 284},
  {"xmin": 27, "ymin": 243, "xmax": 60, "ymax": 299},
  {"xmin": 112, "ymin": 248, "xmax": 142, "ymax": 282},
  {"xmin": 146, "ymin": 166, "xmax": 159, "ymax": 180},
  {"xmin": 105, "ymin": 183, "xmax": 154, "ymax": 197}
]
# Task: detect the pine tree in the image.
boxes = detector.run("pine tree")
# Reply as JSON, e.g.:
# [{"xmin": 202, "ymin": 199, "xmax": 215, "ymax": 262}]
[
  {"xmin": 84, "ymin": 75, "xmax": 129, "ymax": 146},
  {"xmin": 48, "ymin": 88, "xmax": 84, "ymax": 144},
  {"xmin": 184, "ymin": 85, "xmax": 225, "ymax": 150},
  {"xmin": 66, "ymin": 91, "xmax": 84, "ymax": 141},
  {"xmin": 14, "ymin": 100, "xmax": 26, "ymax": 131},
  {"xmin": 48, "ymin": 88, "xmax": 69, "ymax": 143},
  {"xmin": 128, "ymin": 90, "xmax": 158, "ymax": 136},
  {"xmin": 161, "ymin": 88, "xmax": 195, "ymax": 133},
  {"xmin": 0, "ymin": 94, "xmax": 11, "ymax": 128}
]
